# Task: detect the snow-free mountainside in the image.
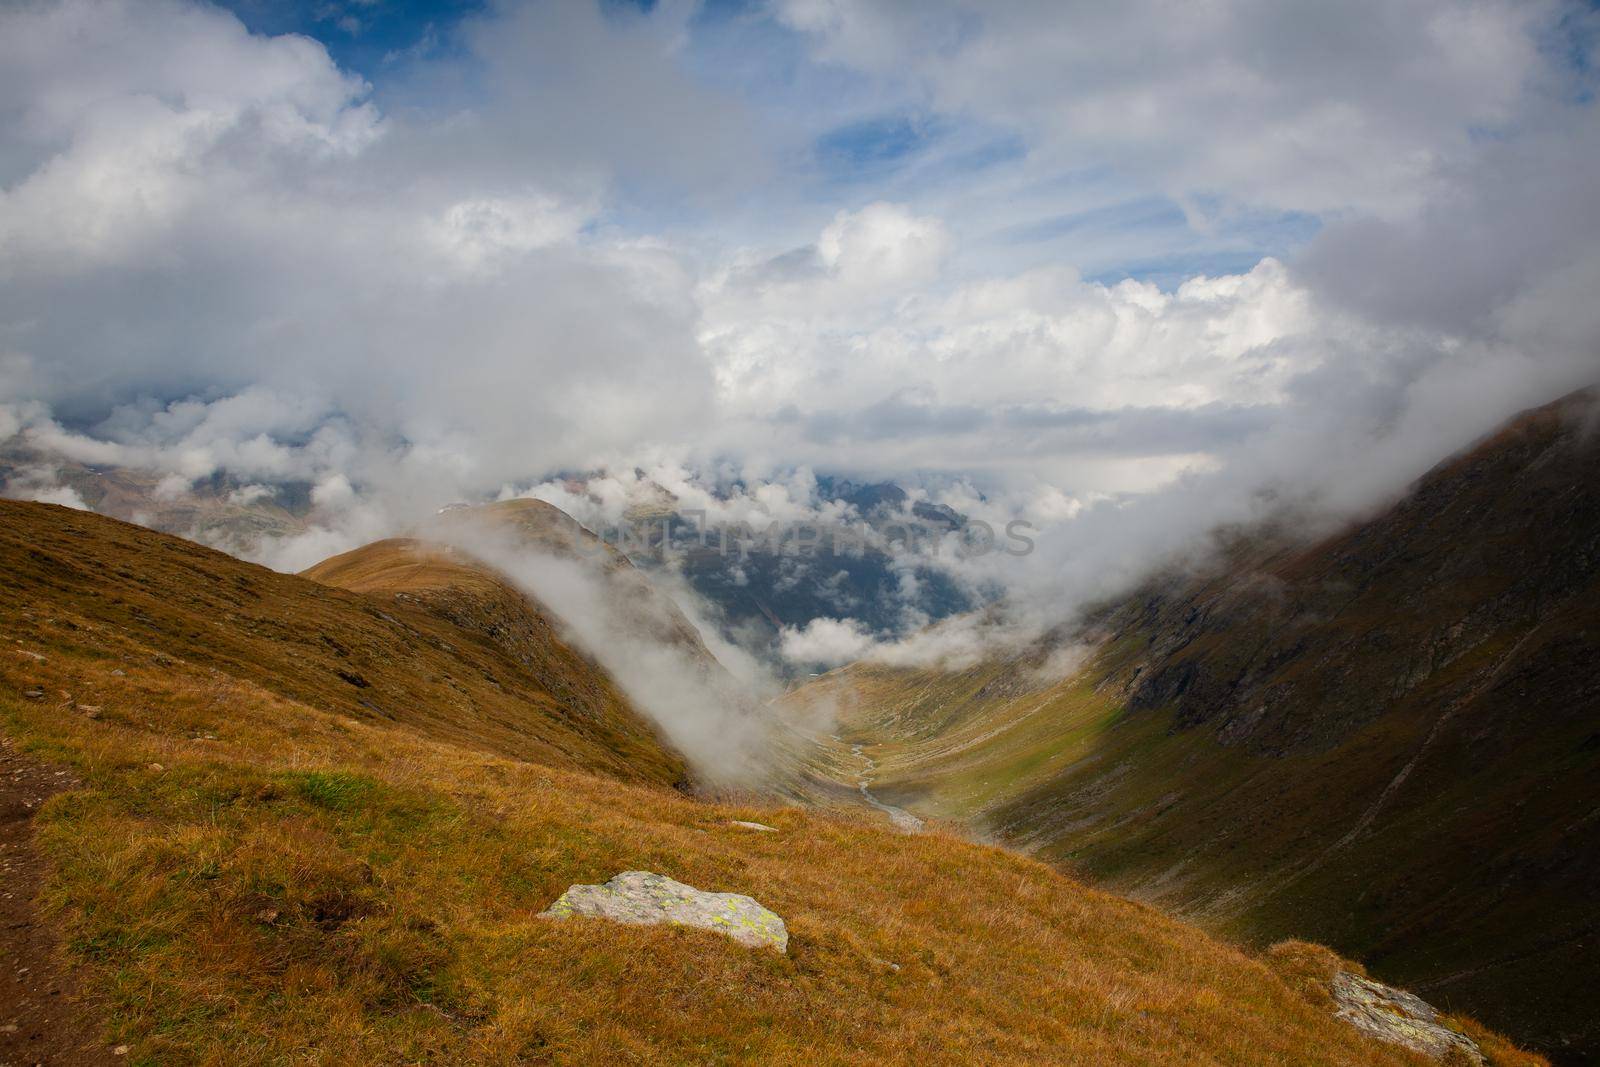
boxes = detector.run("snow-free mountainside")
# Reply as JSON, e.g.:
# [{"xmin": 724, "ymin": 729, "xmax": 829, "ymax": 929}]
[
  {"xmin": 788, "ymin": 389, "xmax": 1600, "ymax": 1062},
  {"xmin": 0, "ymin": 494, "xmax": 1543, "ymax": 1064}
]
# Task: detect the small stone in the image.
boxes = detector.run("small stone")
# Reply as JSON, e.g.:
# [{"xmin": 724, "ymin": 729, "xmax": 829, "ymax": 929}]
[
  {"xmin": 147, "ymin": 763, "xmax": 164, "ymax": 773},
  {"xmin": 113, "ymin": 1045, "xmax": 129, "ymax": 1056},
  {"xmin": 728, "ymin": 820, "xmax": 780, "ymax": 833},
  {"xmin": 22, "ymin": 687, "xmax": 44, "ymax": 701},
  {"xmin": 539, "ymin": 870, "xmax": 788, "ymax": 952}
]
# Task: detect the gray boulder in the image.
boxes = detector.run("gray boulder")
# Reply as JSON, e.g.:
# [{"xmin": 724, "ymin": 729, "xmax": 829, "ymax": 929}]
[
  {"xmin": 1331, "ymin": 971, "xmax": 1483, "ymax": 1063},
  {"xmin": 539, "ymin": 871, "xmax": 788, "ymax": 953}
]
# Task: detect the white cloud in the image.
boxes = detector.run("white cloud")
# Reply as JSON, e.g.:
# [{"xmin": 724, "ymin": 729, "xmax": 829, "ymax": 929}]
[
  {"xmin": 227, "ymin": 484, "xmax": 276, "ymax": 506},
  {"xmin": 427, "ymin": 194, "xmax": 595, "ymax": 273},
  {"xmin": 1, "ymin": 463, "xmax": 91, "ymax": 511},
  {"xmin": 817, "ymin": 202, "xmax": 949, "ymax": 288},
  {"xmin": 15, "ymin": 483, "xmax": 90, "ymax": 510},
  {"xmin": 0, "ymin": 0, "xmax": 380, "ymax": 271},
  {"xmin": 779, "ymin": 617, "xmax": 877, "ymax": 667},
  {"xmin": 777, "ymin": 0, "xmax": 1554, "ymax": 215},
  {"xmin": 311, "ymin": 473, "xmax": 356, "ymax": 510},
  {"xmin": 152, "ymin": 473, "xmax": 190, "ymax": 501}
]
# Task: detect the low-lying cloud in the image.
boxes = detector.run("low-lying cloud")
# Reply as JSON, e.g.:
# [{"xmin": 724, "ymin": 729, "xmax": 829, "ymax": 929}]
[{"xmin": 419, "ymin": 516, "xmax": 785, "ymax": 790}]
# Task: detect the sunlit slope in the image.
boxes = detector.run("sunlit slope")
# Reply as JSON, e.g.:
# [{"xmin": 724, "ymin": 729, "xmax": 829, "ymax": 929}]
[
  {"xmin": 302, "ymin": 536, "xmax": 681, "ymax": 753},
  {"xmin": 793, "ymin": 656, "xmax": 1133, "ymax": 830},
  {"xmin": 0, "ymin": 519, "xmax": 1539, "ymax": 1064},
  {"xmin": 1, "ymin": 500, "xmax": 685, "ymax": 786},
  {"xmin": 791, "ymin": 389, "xmax": 1600, "ymax": 1060}
]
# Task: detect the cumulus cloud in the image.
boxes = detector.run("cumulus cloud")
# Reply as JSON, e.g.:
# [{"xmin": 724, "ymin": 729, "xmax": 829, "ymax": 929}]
[
  {"xmin": 0, "ymin": 0, "xmax": 719, "ymax": 489},
  {"xmin": 426, "ymin": 194, "xmax": 596, "ymax": 274},
  {"xmin": 777, "ymin": 0, "xmax": 1556, "ymax": 216},
  {"xmin": 779, "ymin": 616, "xmax": 878, "ymax": 668},
  {"xmin": 0, "ymin": 0, "xmax": 380, "ymax": 271},
  {"xmin": 817, "ymin": 202, "xmax": 949, "ymax": 288}
]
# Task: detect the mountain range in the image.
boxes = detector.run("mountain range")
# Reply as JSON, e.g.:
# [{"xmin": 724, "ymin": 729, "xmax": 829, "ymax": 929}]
[
  {"xmin": 2, "ymin": 391, "xmax": 1595, "ymax": 1061},
  {"xmin": 2, "ymin": 494, "xmax": 1543, "ymax": 1063}
]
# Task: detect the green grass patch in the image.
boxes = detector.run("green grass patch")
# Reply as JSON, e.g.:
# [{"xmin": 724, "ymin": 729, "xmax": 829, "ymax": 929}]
[{"xmin": 290, "ymin": 769, "xmax": 379, "ymax": 811}]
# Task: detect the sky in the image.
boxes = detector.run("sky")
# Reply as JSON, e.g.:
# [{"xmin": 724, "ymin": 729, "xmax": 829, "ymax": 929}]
[{"xmin": 3, "ymin": 0, "xmax": 1600, "ymax": 664}]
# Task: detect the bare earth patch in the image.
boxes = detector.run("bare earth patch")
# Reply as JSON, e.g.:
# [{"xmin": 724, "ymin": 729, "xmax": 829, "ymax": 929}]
[{"xmin": 0, "ymin": 732, "xmax": 110, "ymax": 1066}]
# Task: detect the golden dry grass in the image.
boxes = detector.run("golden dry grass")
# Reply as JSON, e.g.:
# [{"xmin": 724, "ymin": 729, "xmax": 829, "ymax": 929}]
[
  {"xmin": 0, "ymin": 501, "xmax": 1541, "ymax": 1065},
  {"xmin": 0, "ymin": 500, "xmax": 685, "ymax": 787}
]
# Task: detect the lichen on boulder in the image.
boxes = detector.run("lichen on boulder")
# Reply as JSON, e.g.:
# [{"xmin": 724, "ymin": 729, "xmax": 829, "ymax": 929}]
[
  {"xmin": 1331, "ymin": 971, "xmax": 1483, "ymax": 1063},
  {"xmin": 538, "ymin": 871, "xmax": 788, "ymax": 953}
]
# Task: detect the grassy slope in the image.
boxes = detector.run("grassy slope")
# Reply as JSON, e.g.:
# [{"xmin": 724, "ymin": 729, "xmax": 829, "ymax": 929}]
[
  {"xmin": 298, "ymin": 535, "xmax": 657, "ymax": 734},
  {"xmin": 0, "ymin": 502, "xmax": 1538, "ymax": 1064},
  {"xmin": 0, "ymin": 499, "xmax": 685, "ymax": 787},
  {"xmin": 786, "ymin": 393, "xmax": 1600, "ymax": 1061}
]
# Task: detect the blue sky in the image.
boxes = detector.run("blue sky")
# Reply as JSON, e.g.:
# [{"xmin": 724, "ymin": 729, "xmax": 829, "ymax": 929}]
[{"xmin": 219, "ymin": 0, "xmax": 486, "ymax": 75}]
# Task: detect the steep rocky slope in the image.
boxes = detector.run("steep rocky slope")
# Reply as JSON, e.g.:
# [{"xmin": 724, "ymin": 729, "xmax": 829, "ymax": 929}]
[
  {"xmin": 791, "ymin": 389, "xmax": 1600, "ymax": 1061},
  {"xmin": 0, "ymin": 501, "xmax": 1540, "ymax": 1063}
]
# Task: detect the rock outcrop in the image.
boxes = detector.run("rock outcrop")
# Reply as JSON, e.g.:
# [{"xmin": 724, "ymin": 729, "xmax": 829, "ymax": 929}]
[
  {"xmin": 1331, "ymin": 971, "xmax": 1483, "ymax": 1063},
  {"xmin": 539, "ymin": 871, "xmax": 788, "ymax": 952}
]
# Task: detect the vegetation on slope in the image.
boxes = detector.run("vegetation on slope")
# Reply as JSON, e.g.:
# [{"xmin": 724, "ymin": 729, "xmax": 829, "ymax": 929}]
[
  {"xmin": 0, "ymin": 500, "xmax": 1538, "ymax": 1063},
  {"xmin": 0, "ymin": 499, "xmax": 685, "ymax": 787},
  {"xmin": 786, "ymin": 390, "xmax": 1600, "ymax": 1061}
]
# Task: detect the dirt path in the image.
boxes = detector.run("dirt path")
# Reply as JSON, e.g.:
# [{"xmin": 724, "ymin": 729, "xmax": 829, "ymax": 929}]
[{"xmin": 1, "ymin": 732, "xmax": 113, "ymax": 1066}]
